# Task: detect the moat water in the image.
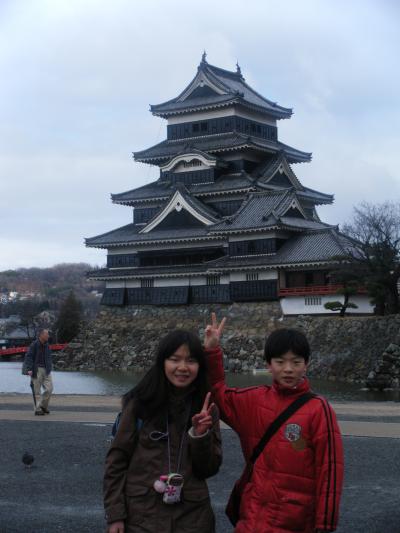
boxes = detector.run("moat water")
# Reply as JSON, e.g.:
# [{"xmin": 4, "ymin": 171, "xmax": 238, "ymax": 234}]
[{"xmin": 1, "ymin": 361, "xmax": 399, "ymax": 401}]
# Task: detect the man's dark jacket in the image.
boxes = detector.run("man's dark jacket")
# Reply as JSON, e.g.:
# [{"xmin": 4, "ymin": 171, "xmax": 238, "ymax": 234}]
[{"xmin": 24, "ymin": 340, "xmax": 52, "ymax": 378}]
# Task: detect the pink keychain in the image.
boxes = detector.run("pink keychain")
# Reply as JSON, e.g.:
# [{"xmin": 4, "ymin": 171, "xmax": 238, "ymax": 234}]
[{"xmin": 153, "ymin": 475, "xmax": 169, "ymax": 494}]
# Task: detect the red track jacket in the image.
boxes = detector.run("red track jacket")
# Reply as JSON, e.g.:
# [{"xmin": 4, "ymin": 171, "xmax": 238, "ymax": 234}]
[{"xmin": 207, "ymin": 347, "xmax": 344, "ymax": 533}]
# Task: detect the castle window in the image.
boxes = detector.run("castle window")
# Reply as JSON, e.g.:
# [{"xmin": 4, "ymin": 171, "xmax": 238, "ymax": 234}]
[
  {"xmin": 246, "ymin": 273, "xmax": 259, "ymax": 281},
  {"xmin": 206, "ymin": 275, "xmax": 220, "ymax": 286},
  {"xmin": 200, "ymin": 122, "xmax": 208, "ymax": 132},
  {"xmin": 141, "ymin": 279, "xmax": 154, "ymax": 288},
  {"xmin": 192, "ymin": 123, "xmax": 199, "ymax": 132},
  {"xmin": 248, "ymin": 241, "xmax": 256, "ymax": 254},
  {"xmin": 304, "ymin": 296, "xmax": 321, "ymax": 306},
  {"xmin": 183, "ymin": 159, "xmax": 202, "ymax": 168}
]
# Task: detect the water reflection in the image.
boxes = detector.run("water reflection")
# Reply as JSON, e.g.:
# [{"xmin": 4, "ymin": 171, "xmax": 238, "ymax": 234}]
[{"xmin": 0, "ymin": 362, "xmax": 399, "ymax": 401}]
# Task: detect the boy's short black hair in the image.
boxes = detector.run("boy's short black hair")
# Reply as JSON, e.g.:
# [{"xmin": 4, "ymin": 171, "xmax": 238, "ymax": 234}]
[{"xmin": 264, "ymin": 328, "xmax": 310, "ymax": 363}]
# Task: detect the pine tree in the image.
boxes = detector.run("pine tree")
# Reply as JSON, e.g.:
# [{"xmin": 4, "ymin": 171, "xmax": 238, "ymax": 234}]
[{"xmin": 55, "ymin": 291, "xmax": 83, "ymax": 343}]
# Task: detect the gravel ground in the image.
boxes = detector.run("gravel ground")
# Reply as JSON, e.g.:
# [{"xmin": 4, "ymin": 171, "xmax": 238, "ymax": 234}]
[{"xmin": 1, "ymin": 419, "xmax": 400, "ymax": 533}]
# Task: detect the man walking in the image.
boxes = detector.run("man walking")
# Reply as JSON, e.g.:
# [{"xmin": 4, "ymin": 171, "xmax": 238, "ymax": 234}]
[{"xmin": 25, "ymin": 329, "xmax": 54, "ymax": 416}]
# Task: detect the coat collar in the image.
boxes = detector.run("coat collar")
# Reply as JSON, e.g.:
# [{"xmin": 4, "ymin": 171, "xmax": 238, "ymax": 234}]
[{"xmin": 272, "ymin": 377, "xmax": 311, "ymax": 397}]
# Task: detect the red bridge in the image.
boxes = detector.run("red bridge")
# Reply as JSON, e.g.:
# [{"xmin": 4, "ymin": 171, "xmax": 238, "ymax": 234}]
[{"xmin": 0, "ymin": 344, "xmax": 68, "ymax": 357}]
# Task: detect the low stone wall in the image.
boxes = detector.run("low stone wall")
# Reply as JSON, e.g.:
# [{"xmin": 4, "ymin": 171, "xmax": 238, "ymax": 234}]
[
  {"xmin": 294, "ymin": 314, "xmax": 400, "ymax": 385},
  {"xmin": 54, "ymin": 303, "xmax": 400, "ymax": 385}
]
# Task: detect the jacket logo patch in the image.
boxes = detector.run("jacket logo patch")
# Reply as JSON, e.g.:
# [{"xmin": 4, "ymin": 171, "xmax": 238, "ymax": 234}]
[{"xmin": 284, "ymin": 423, "xmax": 302, "ymax": 442}]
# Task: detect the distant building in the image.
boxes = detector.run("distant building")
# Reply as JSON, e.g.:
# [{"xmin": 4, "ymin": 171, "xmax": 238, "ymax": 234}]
[
  {"xmin": 86, "ymin": 56, "xmax": 372, "ymax": 315},
  {"xmin": 2, "ymin": 325, "xmax": 36, "ymax": 347}
]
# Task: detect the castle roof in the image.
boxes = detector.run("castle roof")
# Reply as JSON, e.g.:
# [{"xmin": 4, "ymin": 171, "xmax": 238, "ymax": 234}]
[
  {"xmin": 111, "ymin": 171, "xmax": 331, "ymax": 207},
  {"xmin": 150, "ymin": 58, "xmax": 293, "ymax": 120},
  {"xmin": 87, "ymin": 188, "xmax": 333, "ymax": 249},
  {"xmin": 209, "ymin": 230, "xmax": 350, "ymax": 270},
  {"xmin": 111, "ymin": 173, "xmax": 256, "ymax": 205},
  {"xmin": 252, "ymin": 154, "xmax": 333, "ymax": 205},
  {"xmin": 88, "ymin": 229, "xmax": 351, "ymax": 280},
  {"xmin": 133, "ymin": 132, "xmax": 311, "ymax": 164},
  {"xmin": 85, "ymin": 222, "xmax": 215, "ymax": 248},
  {"xmin": 209, "ymin": 190, "xmax": 333, "ymax": 233}
]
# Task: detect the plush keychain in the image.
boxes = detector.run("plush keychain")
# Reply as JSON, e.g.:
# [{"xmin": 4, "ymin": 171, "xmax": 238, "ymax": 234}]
[{"xmin": 153, "ymin": 473, "xmax": 184, "ymax": 504}]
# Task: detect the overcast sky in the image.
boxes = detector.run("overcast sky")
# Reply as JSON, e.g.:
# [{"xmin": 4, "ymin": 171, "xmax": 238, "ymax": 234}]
[{"xmin": 1, "ymin": 0, "xmax": 399, "ymax": 270}]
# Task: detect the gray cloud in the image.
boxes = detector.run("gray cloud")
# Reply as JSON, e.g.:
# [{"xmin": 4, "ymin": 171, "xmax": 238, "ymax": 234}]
[{"xmin": 1, "ymin": 0, "xmax": 399, "ymax": 269}]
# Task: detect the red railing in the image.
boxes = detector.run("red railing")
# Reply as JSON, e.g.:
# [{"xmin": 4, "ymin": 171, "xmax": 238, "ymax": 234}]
[
  {"xmin": 279, "ymin": 285, "xmax": 367, "ymax": 296},
  {"xmin": 0, "ymin": 344, "xmax": 68, "ymax": 357},
  {"xmin": 279, "ymin": 284, "xmax": 342, "ymax": 296}
]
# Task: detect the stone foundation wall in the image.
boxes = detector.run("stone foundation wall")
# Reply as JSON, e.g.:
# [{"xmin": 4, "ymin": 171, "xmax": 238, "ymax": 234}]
[
  {"xmin": 54, "ymin": 303, "xmax": 400, "ymax": 385},
  {"xmin": 366, "ymin": 343, "xmax": 400, "ymax": 390}
]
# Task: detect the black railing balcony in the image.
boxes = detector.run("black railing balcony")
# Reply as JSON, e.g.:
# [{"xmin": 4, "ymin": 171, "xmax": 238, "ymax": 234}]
[
  {"xmin": 230, "ymin": 280, "xmax": 277, "ymax": 301},
  {"xmin": 161, "ymin": 168, "xmax": 216, "ymax": 185},
  {"xmin": 190, "ymin": 285, "xmax": 231, "ymax": 304}
]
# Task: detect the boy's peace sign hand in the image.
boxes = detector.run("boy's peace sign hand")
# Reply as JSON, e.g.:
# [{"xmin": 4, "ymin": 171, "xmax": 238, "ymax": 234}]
[
  {"xmin": 204, "ymin": 312, "xmax": 226, "ymax": 349},
  {"xmin": 192, "ymin": 392, "xmax": 215, "ymax": 436}
]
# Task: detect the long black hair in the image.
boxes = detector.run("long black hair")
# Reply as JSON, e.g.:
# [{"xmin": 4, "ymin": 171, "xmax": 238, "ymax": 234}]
[{"xmin": 122, "ymin": 329, "xmax": 209, "ymax": 419}]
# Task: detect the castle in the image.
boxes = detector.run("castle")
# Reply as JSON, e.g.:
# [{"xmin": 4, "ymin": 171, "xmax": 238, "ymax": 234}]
[{"xmin": 86, "ymin": 55, "xmax": 372, "ymax": 315}]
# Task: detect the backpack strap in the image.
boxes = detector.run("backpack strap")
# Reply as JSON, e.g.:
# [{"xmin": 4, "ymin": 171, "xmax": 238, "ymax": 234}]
[
  {"xmin": 111, "ymin": 412, "xmax": 143, "ymax": 439},
  {"xmin": 250, "ymin": 392, "xmax": 316, "ymax": 464}
]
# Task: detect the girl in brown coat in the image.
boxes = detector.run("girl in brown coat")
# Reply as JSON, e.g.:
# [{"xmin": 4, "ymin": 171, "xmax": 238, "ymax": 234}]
[{"xmin": 104, "ymin": 330, "xmax": 222, "ymax": 533}]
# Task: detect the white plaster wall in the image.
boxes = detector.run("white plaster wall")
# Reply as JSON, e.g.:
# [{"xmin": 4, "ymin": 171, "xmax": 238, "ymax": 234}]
[
  {"xmin": 259, "ymin": 271, "xmax": 278, "ymax": 280},
  {"xmin": 148, "ymin": 276, "xmax": 230, "ymax": 287},
  {"xmin": 229, "ymin": 270, "xmax": 278, "ymax": 282},
  {"xmin": 190, "ymin": 276, "xmax": 207, "ymax": 286},
  {"xmin": 280, "ymin": 295, "xmax": 374, "ymax": 315},
  {"xmin": 106, "ymin": 281, "xmax": 126, "ymax": 288},
  {"xmin": 229, "ymin": 272, "xmax": 246, "ymax": 282},
  {"xmin": 155, "ymin": 278, "xmax": 190, "ymax": 287},
  {"xmin": 125, "ymin": 280, "xmax": 141, "ymax": 288}
]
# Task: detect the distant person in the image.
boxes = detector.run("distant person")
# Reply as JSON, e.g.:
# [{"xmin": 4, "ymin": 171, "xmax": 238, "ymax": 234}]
[
  {"xmin": 24, "ymin": 328, "xmax": 53, "ymax": 415},
  {"xmin": 104, "ymin": 329, "xmax": 222, "ymax": 533},
  {"xmin": 204, "ymin": 313, "xmax": 344, "ymax": 533}
]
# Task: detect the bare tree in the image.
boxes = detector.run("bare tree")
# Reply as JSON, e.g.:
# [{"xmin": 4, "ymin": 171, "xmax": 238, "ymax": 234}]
[{"xmin": 342, "ymin": 201, "xmax": 400, "ymax": 315}]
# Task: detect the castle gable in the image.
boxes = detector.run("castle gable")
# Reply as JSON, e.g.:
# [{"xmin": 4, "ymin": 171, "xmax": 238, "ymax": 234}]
[{"xmin": 140, "ymin": 189, "xmax": 218, "ymax": 234}]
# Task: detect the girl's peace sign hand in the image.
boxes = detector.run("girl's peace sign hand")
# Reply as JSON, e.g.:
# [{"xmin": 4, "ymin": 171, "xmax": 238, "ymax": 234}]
[
  {"xmin": 204, "ymin": 312, "xmax": 226, "ymax": 349},
  {"xmin": 192, "ymin": 392, "xmax": 215, "ymax": 436}
]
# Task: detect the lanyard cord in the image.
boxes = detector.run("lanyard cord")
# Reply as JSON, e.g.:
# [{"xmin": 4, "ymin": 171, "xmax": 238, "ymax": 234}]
[{"xmin": 166, "ymin": 400, "xmax": 191, "ymax": 475}]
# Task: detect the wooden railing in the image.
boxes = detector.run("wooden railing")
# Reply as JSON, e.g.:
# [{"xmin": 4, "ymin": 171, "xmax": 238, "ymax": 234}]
[
  {"xmin": 279, "ymin": 285, "xmax": 367, "ymax": 296},
  {"xmin": 279, "ymin": 285, "xmax": 343, "ymax": 296}
]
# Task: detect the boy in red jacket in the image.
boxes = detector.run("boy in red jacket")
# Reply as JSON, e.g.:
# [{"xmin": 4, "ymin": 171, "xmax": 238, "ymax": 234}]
[{"xmin": 204, "ymin": 314, "xmax": 343, "ymax": 533}]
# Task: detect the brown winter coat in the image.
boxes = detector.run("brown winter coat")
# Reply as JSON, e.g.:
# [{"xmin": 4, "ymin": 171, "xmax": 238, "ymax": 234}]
[{"xmin": 104, "ymin": 390, "xmax": 222, "ymax": 532}]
